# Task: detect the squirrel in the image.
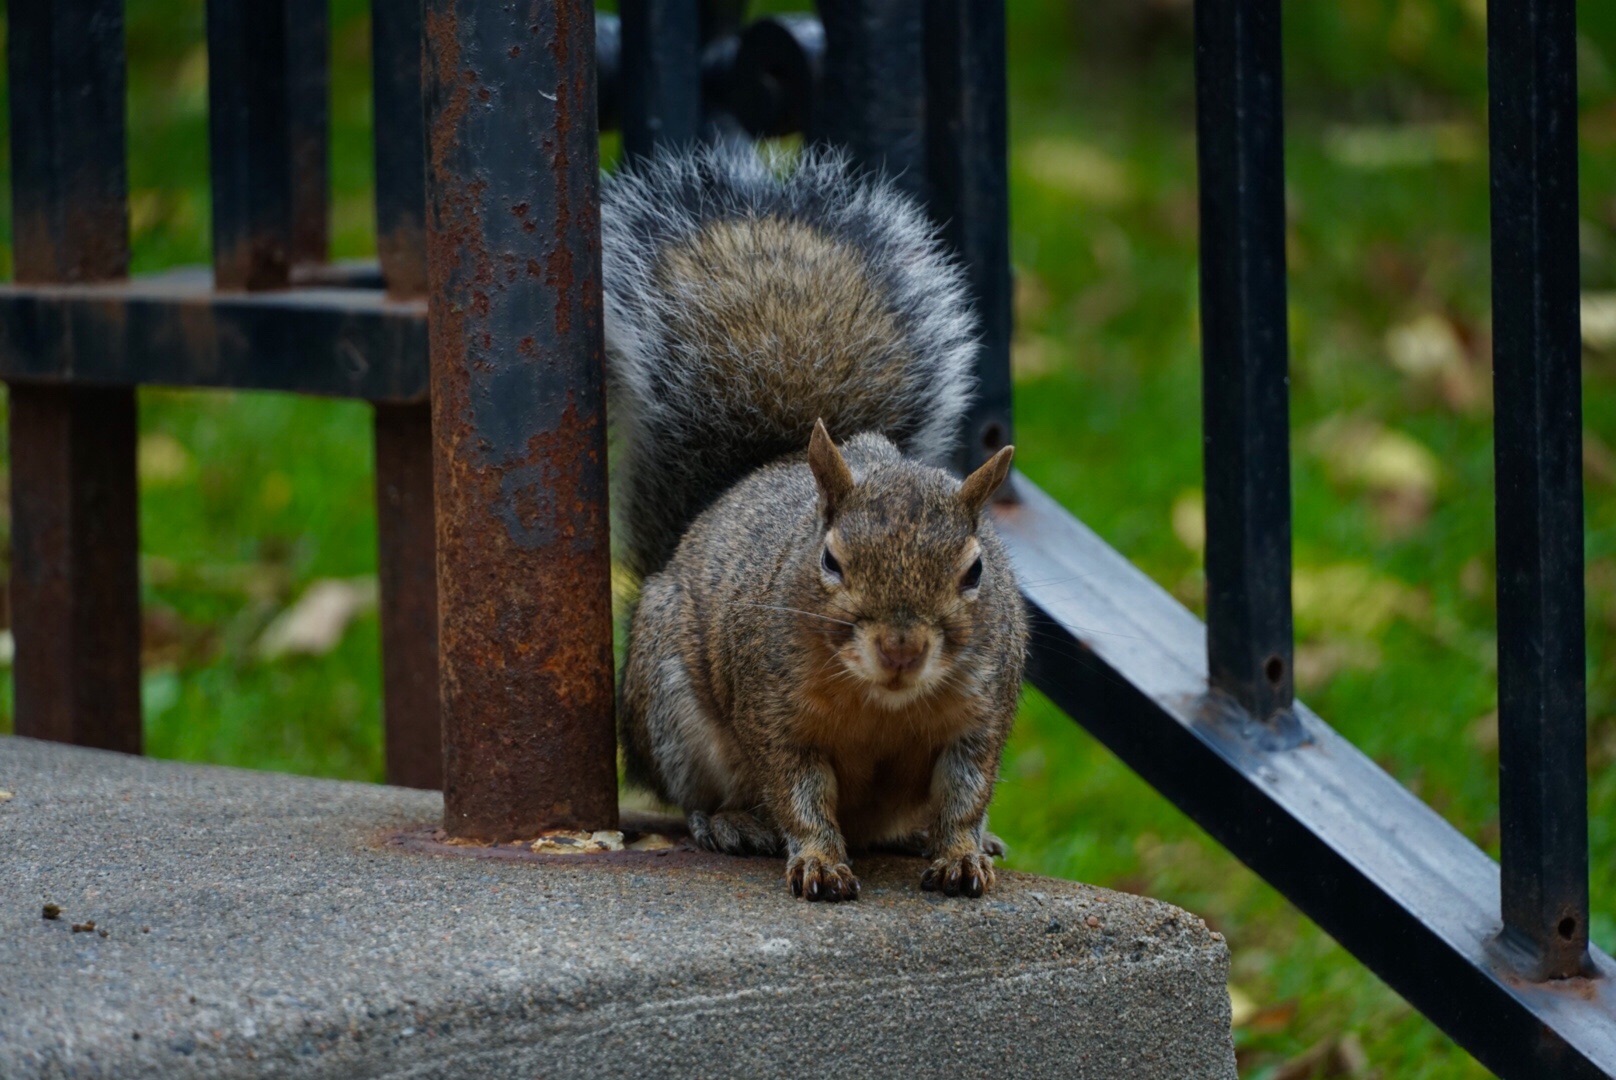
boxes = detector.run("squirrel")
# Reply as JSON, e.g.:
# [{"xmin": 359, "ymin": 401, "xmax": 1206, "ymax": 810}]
[{"xmin": 602, "ymin": 145, "xmax": 1028, "ymax": 903}]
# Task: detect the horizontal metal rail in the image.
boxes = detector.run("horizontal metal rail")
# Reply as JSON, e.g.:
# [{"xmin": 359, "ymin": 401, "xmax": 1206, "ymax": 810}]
[
  {"xmin": 998, "ymin": 480, "xmax": 1616, "ymax": 1079},
  {"xmin": 0, "ymin": 270, "xmax": 426, "ymax": 401}
]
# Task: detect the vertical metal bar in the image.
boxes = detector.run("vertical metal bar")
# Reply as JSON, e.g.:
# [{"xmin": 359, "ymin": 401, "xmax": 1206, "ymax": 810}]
[
  {"xmin": 924, "ymin": 0, "xmax": 1013, "ymax": 479},
  {"xmin": 374, "ymin": 0, "xmax": 429, "ymax": 298},
  {"xmin": 814, "ymin": 0, "xmax": 927, "ymax": 203},
  {"xmin": 1192, "ymin": 0, "xmax": 1296, "ymax": 728},
  {"xmin": 1487, "ymin": 0, "xmax": 1590, "ymax": 981},
  {"xmin": 374, "ymin": 403, "xmax": 441, "ymax": 790},
  {"xmin": 424, "ymin": 0, "xmax": 617, "ymax": 839},
  {"xmin": 287, "ymin": 0, "xmax": 331, "ymax": 267},
  {"xmin": 6, "ymin": 0, "xmax": 142, "ymax": 753},
  {"xmin": 619, "ymin": 0, "xmax": 702, "ymax": 163},
  {"xmin": 372, "ymin": 0, "xmax": 442, "ymax": 790},
  {"xmin": 207, "ymin": 0, "xmax": 294, "ymax": 289}
]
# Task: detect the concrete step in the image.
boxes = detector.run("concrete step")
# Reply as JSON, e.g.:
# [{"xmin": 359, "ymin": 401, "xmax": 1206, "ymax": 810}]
[{"xmin": 0, "ymin": 735, "xmax": 1236, "ymax": 1078}]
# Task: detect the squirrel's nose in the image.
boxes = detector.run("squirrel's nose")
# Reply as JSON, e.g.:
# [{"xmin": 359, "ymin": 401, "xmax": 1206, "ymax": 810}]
[{"xmin": 876, "ymin": 633, "xmax": 929, "ymax": 674}]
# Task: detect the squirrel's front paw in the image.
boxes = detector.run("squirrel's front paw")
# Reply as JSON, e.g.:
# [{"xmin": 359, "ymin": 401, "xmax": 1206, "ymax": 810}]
[
  {"xmin": 921, "ymin": 851, "xmax": 996, "ymax": 898},
  {"xmin": 785, "ymin": 855, "xmax": 860, "ymax": 902}
]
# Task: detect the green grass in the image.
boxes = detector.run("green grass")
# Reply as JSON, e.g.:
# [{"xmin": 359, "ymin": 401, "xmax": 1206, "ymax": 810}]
[{"xmin": 3, "ymin": 2, "xmax": 1616, "ymax": 1076}]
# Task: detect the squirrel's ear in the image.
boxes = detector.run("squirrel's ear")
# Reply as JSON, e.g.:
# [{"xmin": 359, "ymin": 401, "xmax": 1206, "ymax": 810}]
[
  {"xmin": 958, "ymin": 445, "xmax": 1015, "ymax": 520},
  {"xmin": 808, "ymin": 419, "xmax": 855, "ymax": 519}
]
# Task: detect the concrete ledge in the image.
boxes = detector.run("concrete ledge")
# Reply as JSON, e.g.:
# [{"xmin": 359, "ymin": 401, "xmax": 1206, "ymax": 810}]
[{"xmin": 1, "ymin": 736, "xmax": 1235, "ymax": 1078}]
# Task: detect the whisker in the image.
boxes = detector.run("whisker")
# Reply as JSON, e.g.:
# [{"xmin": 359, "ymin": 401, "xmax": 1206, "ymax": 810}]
[{"xmin": 731, "ymin": 601, "xmax": 858, "ymax": 628}]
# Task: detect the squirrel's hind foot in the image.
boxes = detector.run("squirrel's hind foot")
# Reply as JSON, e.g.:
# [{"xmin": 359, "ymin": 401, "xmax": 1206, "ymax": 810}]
[
  {"xmin": 920, "ymin": 852, "xmax": 997, "ymax": 899},
  {"xmin": 785, "ymin": 855, "xmax": 861, "ymax": 902},
  {"xmin": 687, "ymin": 810, "xmax": 784, "ymax": 856}
]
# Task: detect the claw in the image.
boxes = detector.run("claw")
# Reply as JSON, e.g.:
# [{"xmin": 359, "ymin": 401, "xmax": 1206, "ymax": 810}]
[{"xmin": 921, "ymin": 851, "xmax": 996, "ymax": 899}]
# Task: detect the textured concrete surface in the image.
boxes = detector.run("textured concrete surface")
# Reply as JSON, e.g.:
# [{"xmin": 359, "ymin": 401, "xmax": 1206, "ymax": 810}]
[{"xmin": 0, "ymin": 736, "xmax": 1235, "ymax": 1079}]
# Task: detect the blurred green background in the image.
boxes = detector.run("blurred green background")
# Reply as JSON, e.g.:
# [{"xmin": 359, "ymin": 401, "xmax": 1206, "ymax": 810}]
[{"xmin": 3, "ymin": 2, "xmax": 1616, "ymax": 1076}]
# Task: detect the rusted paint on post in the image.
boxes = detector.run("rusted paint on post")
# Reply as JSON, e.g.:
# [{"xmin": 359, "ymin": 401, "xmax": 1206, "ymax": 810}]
[
  {"xmin": 423, "ymin": 0, "xmax": 617, "ymax": 839},
  {"xmin": 7, "ymin": 0, "xmax": 143, "ymax": 753}
]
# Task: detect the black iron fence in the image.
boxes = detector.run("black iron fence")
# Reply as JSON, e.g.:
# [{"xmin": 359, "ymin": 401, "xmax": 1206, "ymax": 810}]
[{"xmin": 2, "ymin": 1, "xmax": 1613, "ymax": 1075}]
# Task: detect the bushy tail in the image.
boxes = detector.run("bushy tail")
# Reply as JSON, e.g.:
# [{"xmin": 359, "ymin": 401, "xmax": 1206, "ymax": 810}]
[{"xmin": 602, "ymin": 144, "xmax": 978, "ymax": 578}]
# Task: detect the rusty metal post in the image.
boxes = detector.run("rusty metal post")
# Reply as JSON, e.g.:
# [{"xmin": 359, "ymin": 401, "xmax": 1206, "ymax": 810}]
[
  {"xmin": 372, "ymin": 0, "xmax": 442, "ymax": 790},
  {"xmin": 423, "ymin": 0, "xmax": 617, "ymax": 839},
  {"xmin": 6, "ymin": 0, "xmax": 143, "ymax": 752}
]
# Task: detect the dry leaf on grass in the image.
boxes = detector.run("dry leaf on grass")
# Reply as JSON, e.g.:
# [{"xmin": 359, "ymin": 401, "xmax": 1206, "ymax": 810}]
[
  {"xmin": 1582, "ymin": 292, "xmax": 1616, "ymax": 352},
  {"xmin": 1384, "ymin": 312, "xmax": 1486, "ymax": 413},
  {"xmin": 1171, "ymin": 489, "xmax": 1206, "ymax": 556},
  {"xmin": 255, "ymin": 578, "xmax": 378, "ymax": 660},
  {"xmin": 137, "ymin": 432, "xmax": 194, "ymax": 486},
  {"xmin": 1307, "ymin": 415, "xmax": 1442, "ymax": 537}
]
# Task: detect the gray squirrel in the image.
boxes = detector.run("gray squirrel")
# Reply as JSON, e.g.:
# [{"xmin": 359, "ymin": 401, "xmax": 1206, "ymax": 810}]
[{"xmin": 603, "ymin": 145, "xmax": 1028, "ymax": 902}]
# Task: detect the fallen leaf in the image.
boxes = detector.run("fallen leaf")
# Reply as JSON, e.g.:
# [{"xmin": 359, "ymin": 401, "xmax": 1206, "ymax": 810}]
[
  {"xmin": 1335, "ymin": 1032, "xmax": 1371, "ymax": 1077},
  {"xmin": 137, "ymin": 432, "xmax": 194, "ymax": 486},
  {"xmin": 626, "ymin": 834, "xmax": 675, "ymax": 852},
  {"xmin": 1307, "ymin": 415, "xmax": 1442, "ymax": 535},
  {"xmin": 1582, "ymin": 292, "xmax": 1616, "ymax": 352},
  {"xmin": 1386, "ymin": 313, "xmax": 1465, "ymax": 380},
  {"xmin": 1228, "ymin": 984, "xmax": 1257, "ymax": 1027},
  {"xmin": 1384, "ymin": 312, "xmax": 1488, "ymax": 413},
  {"xmin": 529, "ymin": 829, "xmax": 625, "ymax": 855},
  {"xmin": 1314, "ymin": 418, "xmax": 1441, "ymax": 497},
  {"xmin": 1171, "ymin": 489, "xmax": 1206, "ymax": 556},
  {"xmin": 255, "ymin": 578, "xmax": 378, "ymax": 660}
]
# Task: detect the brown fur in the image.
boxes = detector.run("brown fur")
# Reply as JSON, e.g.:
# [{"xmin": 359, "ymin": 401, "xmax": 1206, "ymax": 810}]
[{"xmin": 621, "ymin": 429, "xmax": 1028, "ymax": 902}]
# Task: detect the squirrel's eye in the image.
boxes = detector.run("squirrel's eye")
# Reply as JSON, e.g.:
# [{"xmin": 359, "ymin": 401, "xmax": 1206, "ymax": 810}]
[
  {"xmin": 961, "ymin": 556, "xmax": 984, "ymax": 591},
  {"xmin": 821, "ymin": 547, "xmax": 844, "ymax": 580}
]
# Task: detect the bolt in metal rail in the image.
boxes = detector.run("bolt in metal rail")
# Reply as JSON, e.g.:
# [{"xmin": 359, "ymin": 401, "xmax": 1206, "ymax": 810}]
[{"xmin": 2, "ymin": 2, "xmax": 1614, "ymax": 1073}]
